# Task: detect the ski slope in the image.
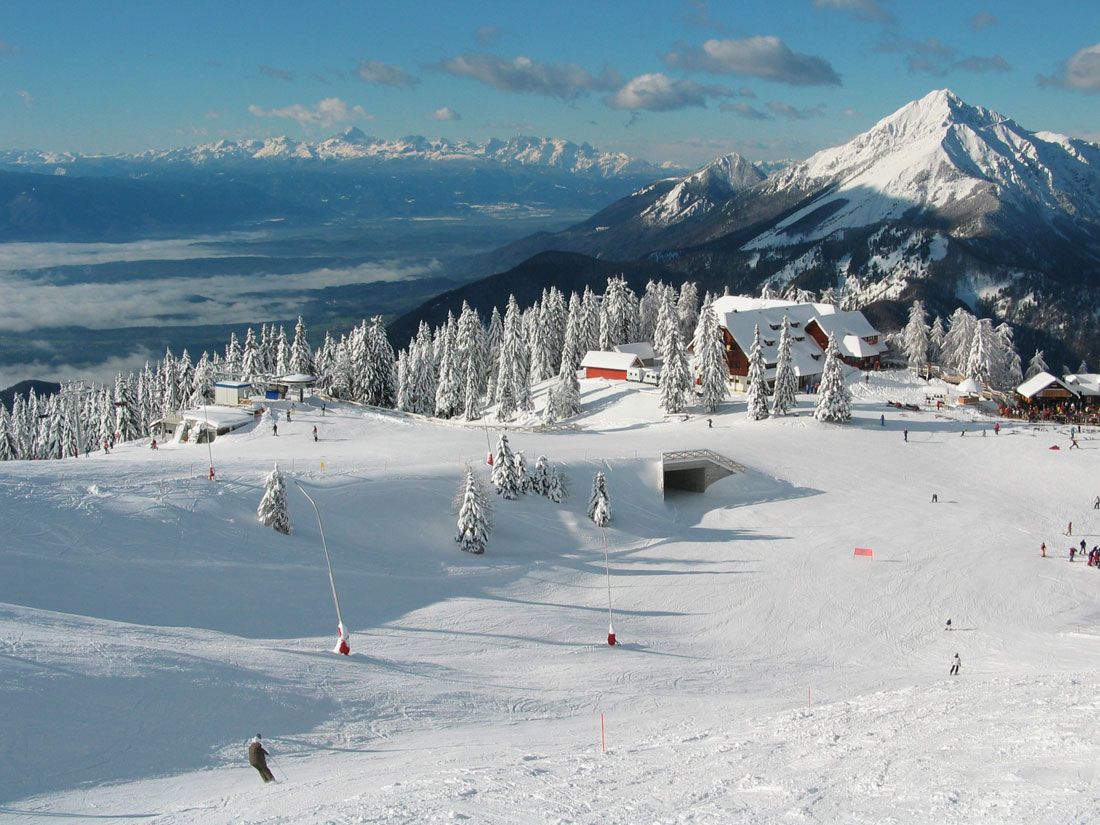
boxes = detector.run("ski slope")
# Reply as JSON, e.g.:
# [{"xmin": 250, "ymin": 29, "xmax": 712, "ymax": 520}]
[{"xmin": 2, "ymin": 372, "xmax": 1100, "ymax": 824}]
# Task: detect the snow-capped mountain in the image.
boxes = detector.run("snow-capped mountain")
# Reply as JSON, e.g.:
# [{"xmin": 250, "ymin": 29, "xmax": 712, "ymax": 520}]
[
  {"xmin": 0, "ymin": 130, "xmax": 666, "ymax": 179},
  {"xmin": 482, "ymin": 90, "xmax": 1100, "ymax": 364},
  {"xmin": 640, "ymin": 153, "xmax": 766, "ymax": 227}
]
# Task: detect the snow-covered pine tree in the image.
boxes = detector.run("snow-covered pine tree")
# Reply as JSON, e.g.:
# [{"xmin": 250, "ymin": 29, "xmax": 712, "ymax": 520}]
[
  {"xmin": 434, "ymin": 322, "xmax": 463, "ymax": 419},
  {"xmin": 587, "ymin": 471, "xmax": 611, "ymax": 527},
  {"xmin": 544, "ymin": 361, "xmax": 582, "ymax": 423},
  {"xmin": 1078, "ymin": 360, "xmax": 1089, "ymax": 374},
  {"xmin": 928, "ymin": 315, "xmax": 946, "ymax": 366},
  {"xmin": 491, "ymin": 433, "xmax": 519, "ymax": 499},
  {"xmin": 994, "ymin": 323, "xmax": 1023, "ymax": 389},
  {"xmin": 1025, "ymin": 349, "xmax": 1049, "ymax": 379},
  {"xmin": 289, "ymin": 316, "xmax": 313, "ymax": 375},
  {"xmin": 903, "ymin": 300, "xmax": 931, "ymax": 375},
  {"xmin": 257, "ymin": 462, "xmax": 291, "ymax": 535},
  {"xmin": 274, "ymin": 325, "xmax": 290, "ymax": 376},
  {"xmin": 463, "ymin": 354, "xmax": 482, "ymax": 420},
  {"xmin": 653, "ymin": 286, "xmax": 676, "ymax": 362},
  {"xmin": 114, "ymin": 374, "xmax": 141, "ymax": 442},
  {"xmin": 0, "ymin": 404, "xmax": 16, "ymax": 461},
  {"xmin": 771, "ymin": 317, "xmax": 797, "ymax": 416},
  {"xmin": 362, "ymin": 316, "xmax": 398, "ymax": 408},
  {"xmin": 514, "ymin": 451, "xmax": 531, "ymax": 494},
  {"xmin": 658, "ymin": 325, "xmax": 692, "ymax": 414},
  {"xmin": 813, "ymin": 333, "xmax": 852, "ymax": 423},
  {"xmin": 485, "ymin": 306, "xmax": 504, "ymax": 402},
  {"xmin": 495, "ymin": 297, "xmax": 522, "ymax": 420},
  {"xmin": 561, "ymin": 292, "xmax": 583, "ymax": 374},
  {"xmin": 580, "ymin": 286, "xmax": 600, "ymax": 354},
  {"xmin": 224, "ymin": 332, "xmax": 241, "ymax": 376},
  {"xmin": 745, "ymin": 323, "xmax": 770, "ymax": 421},
  {"xmin": 965, "ymin": 318, "xmax": 996, "ymax": 387},
  {"xmin": 546, "ymin": 465, "xmax": 568, "ymax": 503},
  {"xmin": 538, "ymin": 287, "xmax": 567, "ymax": 382},
  {"xmin": 454, "ymin": 468, "xmax": 492, "ymax": 554},
  {"xmin": 240, "ymin": 328, "xmax": 261, "ymax": 380},
  {"xmin": 677, "ymin": 281, "xmax": 699, "ymax": 339},
  {"xmin": 694, "ymin": 302, "xmax": 729, "ymax": 414},
  {"xmin": 456, "ymin": 302, "xmax": 488, "ymax": 399},
  {"xmin": 639, "ymin": 280, "xmax": 662, "ymax": 343},
  {"xmin": 532, "ymin": 455, "xmax": 550, "ymax": 496},
  {"xmin": 942, "ymin": 308, "xmax": 977, "ymax": 374}
]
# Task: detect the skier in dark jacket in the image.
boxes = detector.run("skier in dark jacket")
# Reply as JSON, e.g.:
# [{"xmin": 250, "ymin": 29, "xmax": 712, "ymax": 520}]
[{"xmin": 248, "ymin": 734, "xmax": 275, "ymax": 783}]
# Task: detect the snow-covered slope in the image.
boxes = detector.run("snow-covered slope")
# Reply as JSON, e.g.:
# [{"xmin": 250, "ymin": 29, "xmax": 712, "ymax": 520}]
[
  {"xmin": 640, "ymin": 153, "xmax": 765, "ymax": 227},
  {"xmin": 4, "ymin": 374, "xmax": 1100, "ymax": 822}
]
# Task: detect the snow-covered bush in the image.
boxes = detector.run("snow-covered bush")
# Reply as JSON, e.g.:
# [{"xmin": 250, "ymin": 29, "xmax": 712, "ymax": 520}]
[
  {"xmin": 257, "ymin": 462, "xmax": 291, "ymax": 535},
  {"xmin": 587, "ymin": 471, "xmax": 611, "ymax": 527},
  {"xmin": 454, "ymin": 468, "xmax": 492, "ymax": 554}
]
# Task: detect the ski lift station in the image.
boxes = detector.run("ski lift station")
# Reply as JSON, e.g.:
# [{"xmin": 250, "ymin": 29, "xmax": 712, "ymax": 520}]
[
  {"xmin": 152, "ymin": 406, "xmax": 257, "ymax": 444},
  {"xmin": 213, "ymin": 380, "xmax": 253, "ymax": 406},
  {"xmin": 661, "ymin": 449, "xmax": 745, "ymax": 495}
]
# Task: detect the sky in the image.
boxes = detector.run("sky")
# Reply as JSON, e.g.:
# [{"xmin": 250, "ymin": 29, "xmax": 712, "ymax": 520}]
[{"xmin": 1, "ymin": 0, "xmax": 1099, "ymax": 167}]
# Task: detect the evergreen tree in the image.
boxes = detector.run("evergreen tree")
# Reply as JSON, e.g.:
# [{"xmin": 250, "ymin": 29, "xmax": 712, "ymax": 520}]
[
  {"xmin": 546, "ymin": 465, "xmax": 568, "ymax": 503},
  {"xmin": 495, "ymin": 297, "xmax": 523, "ymax": 421},
  {"xmin": 994, "ymin": 323, "xmax": 1023, "ymax": 389},
  {"xmin": 454, "ymin": 468, "xmax": 492, "ymax": 554},
  {"xmin": 814, "ymin": 334, "xmax": 852, "ymax": 423},
  {"xmin": 639, "ymin": 280, "xmax": 662, "ymax": 343},
  {"xmin": 1025, "ymin": 349, "xmax": 1049, "ymax": 379},
  {"xmin": 289, "ymin": 316, "xmax": 313, "ymax": 375},
  {"xmin": 257, "ymin": 462, "xmax": 291, "ymax": 535},
  {"xmin": 580, "ymin": 286, "xmax": 600, "ymax": 354},
  {"xmin": 485, "ymin": 306, "xmax": 504, "ymax": 402},
  {"xmin": 0, "ymin": 404, "xmax": 16, "ymax": 461},
  {"xmin": 463, "ymin": 358, "xmax": 483, "ymax": 421},
  {"xmin": 965, "ymin": 318, "xmax": 996, "ymax": 387},
  {"xmin": 902, "ymin": 300, "xmax": 931, "ymax": 374},
  {"xmin": 928, "ymin": 316, "xmax": 946, "ymax": 366},
  {"xmin": 693, "ymin": 302, "xmax": 729, "ymax": 414},
  {"xmin": 544, "ymin": 361, "xmax": 582, "ymax": 423},
  {"xmin": 514, "ymin": 451, "xmax": 531, "ymax": 494},
  {"xmin": 114, "ymin": 375, "xmax": 140, "ymax": 442},
  {"xmin": 240, "ymin": 328, "xmax": 261, "ymax": 379},
  {"xmin": 274, "ymin": 325, "xmax": 290, "ymax": 376},
  {"xmin": 532, "ymin": 455, "xmax": 550, "ymax": 496},
  {"xmin": 653, "ymin": 286, "xmax": 676, "ymax": 361},
  {"xmin": 224, "ymin": 332, "xmax": 241, "ymax": 375},
  {"xmin": 677, "ymin": 281, "xmax": 699, "ymax": 339},
  {"xmin": 362, "ymin": 316, "xmax": 398, "ymax": 408},
  {"xmin": 491, "ymin": 433, "xmax": 519, "ymax": 499},
  {"xmin": 1078, "ymin": 360, "xmax": 1090, "ymax": 374},
  {"xmin": 745, "ymin": 323, "xmax": 770, "ymax": 420},
  {"xmin": 658, "ymin": 326, "xmax": 692, "ymax": 414},
  {"xmin": 560, "ymin": 292, "xmax": 583, "ymax": 374},
  {"xmin": 771, "ymin": 317, "xmax": 797, "ymax": 416},
  {"xmin": 587, "ymin": 471, "xmax": 611, "ymax": 527},
  {"xmin": 456, "ymin": 302, "xmax": 488, "ymax": 399},
  {"xmin": 434, "ymin": 323, "xmax": 463, "ymax": 418},
  {"xmin": 943, "ymin": 308, "xmax": 977, "ymax": 373}
]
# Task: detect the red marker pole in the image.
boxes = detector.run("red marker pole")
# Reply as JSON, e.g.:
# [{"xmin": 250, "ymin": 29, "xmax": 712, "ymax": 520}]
[{"xmin": 603, "ymin": 528, "xmax": 616, "ymax": 645}]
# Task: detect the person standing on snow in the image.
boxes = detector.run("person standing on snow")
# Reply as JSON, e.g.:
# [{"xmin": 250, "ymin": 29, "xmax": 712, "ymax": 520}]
[
  {"xmin": 248, "ymin": 734, "xmax": 275, "ymax": 783},
  {"xmin": 904, "ymin": 429, "xmax": 909, "ymax": 442},
  {"xmin": 312, "ymin": 425, "xmax": 318, "ymax": 442},
  {"xmin": 272, "ymin": 421, "xmax": 278, "ymax": 437},
  {"xmin": 1070, "ymin": 546, "xmax": 1076, "ymax": 562},
  {"xmin": 950, "ymin": 653, "xmax": 961, "ymax": 676},
  {"xmin": 1093, "ymin": 495, "xmax": 1099, "ymax": 510},
  {"xmin": 1041, "ymin": 542, "xmax": 1046, "ymax": 558}
]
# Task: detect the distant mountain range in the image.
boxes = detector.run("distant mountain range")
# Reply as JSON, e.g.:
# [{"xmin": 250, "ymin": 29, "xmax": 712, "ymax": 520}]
[
  {"xmin": 456, "ymin": 90, "xmax": 1100, "ymax": 366},
  {"xmin": 0, "ymin": 133, "xmax": 682, "ymax": 241}
]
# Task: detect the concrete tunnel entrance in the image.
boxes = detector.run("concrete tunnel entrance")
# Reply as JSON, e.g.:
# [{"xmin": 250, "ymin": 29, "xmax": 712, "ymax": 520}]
[{"xmin": 661, "ymin": 449, "xmax": 745, "ymax": 496}]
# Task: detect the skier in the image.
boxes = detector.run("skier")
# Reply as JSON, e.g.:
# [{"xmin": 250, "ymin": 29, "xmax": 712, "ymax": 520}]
[
  {"xmin": 1071, "ymin": 435, "xmax": 1080, "ymax": 449},
  {"xmin": 150, "ymin": 439, "xmax": 158, "ymax": 450},
  {"xmin": 1081, "ymin": 539, "xmax": 1087, "ymax": 555},
  {"xmin": 904, "ymin": 429, "xmax": 908, "ymax": 442},
  {"xmin": 945, "ymin": 618, "xmax": 952, "ymax": 631},
  {"xmin": 286, "ymin": 408, "xmax": 291, "ymax": 423},
  {"xmin": 321, "ymin": 403, "xmax": 326, "ymax": 416},
  {"xmin": 950, "ymin": 653, "xmax": 961, "ymax": 676},
  {"xmin": 1041, "ymin": 542, "xmax": 1046, "ymax": 558},
  {"xmin": 1068, "ymin": 521, "xmax": 1073, "ymax": 536},
  {"xmin": 1070, "ymin": 546, "xmax": 1076, "ymax": 562},
  {"xmin": 994, "ymin": 422, "xmax": 1000, "ymax": 435},
  {"xmin": 1094, "ymin": 495, "xmax": 1100, "ymax": 510},
  {"xmin": 248, "ymin": 734, "xmax": 275, "ymax": 783},
  {"xmin": 103, "ymin": 441, "xmax": 110, "ymax": 454},
  {"xmin": 312, "ymin": 425, "xmax": 318, "ymax": 443},
  {"xmin": 880, "ymin": 414, "xmax": 885, "ymax": 426},
  {"xmin": 272, "ymin": 421, "xmax": 278, "ymax": 437},
  {"xmin": 707, "ymin": 418, "xmax": 713, "ymax": 429},
  {"xmin": 931, "ymin": 492, "xmax": 938, "ymax": 503}
]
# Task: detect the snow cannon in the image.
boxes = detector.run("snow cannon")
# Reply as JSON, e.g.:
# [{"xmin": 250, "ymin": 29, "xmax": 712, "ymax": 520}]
[
  {"xmin": 334, "ymin": 624, "xmax": 350, "ymax": 656},
  {"xmin": 208, "ymin": 465, "xmax": 216, "ymax": 481},
  {"xmin": 607, "ymin": 623, "xmax": 617, "ymax": 646}
]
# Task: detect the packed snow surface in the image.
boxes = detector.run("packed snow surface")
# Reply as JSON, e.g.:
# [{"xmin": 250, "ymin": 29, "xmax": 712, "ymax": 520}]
[{"xmin": 3, "ymin": 372, "xmax": 1100, "ymax": 823}]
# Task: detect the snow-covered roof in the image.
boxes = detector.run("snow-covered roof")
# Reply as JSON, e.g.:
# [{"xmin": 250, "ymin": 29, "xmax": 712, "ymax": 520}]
[
  {"xmin": 274, "ymin": 373, "xmax": 317, "ymax": 384},
  {"xmin": 1016, "ymin": 371, "xmax": 1076, "ymax": 399},
  {"xmin": 614, "ymin": 342, "xmax": 655, "ymax": 361},
  {"xmin": 580, "ymin": 351, "xmax": 644, "ymax": 371},
  {"xmin": 214, "ymin": 380, "xmax": 252, "ymax": 389},
  {"xmin": 1061, "ymin": 373, "xmax": 1100, "ymax": 396},
  {"xmin": 956, "ymin": 377, "xmax": 982, "ymax": 394},
  {"xmin": 710, "ymin": 298, "xmax": 827, "ymax": 377},
  {"xmin": 180, "ymin": 406, "xmax": 255, "ymax": 428},
  {"xmin": 842, "ymin": 334, "xmax": 881, "ymax": 358}
]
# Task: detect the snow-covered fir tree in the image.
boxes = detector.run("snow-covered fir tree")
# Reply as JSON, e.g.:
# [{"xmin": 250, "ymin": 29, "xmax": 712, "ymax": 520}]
[
  {"xmin": 546, "ymin": 465, "xmax": 568, "ymax": 503},
  {"xmin": 274, "ymin": 325, "xmax": 290, "ymax": 376},
  {"xmin": 514, "ymin": 451, "xmax": 531, "ymax": 494},
  {"xmin": 361, "ymin": 316, "xmax": 397, "ymax": 408},
  {"xmin": 289, "ymin": 316, "xmax": 313, "ymax": 375},
  {"xmin": 491, "ymin": 433, "xmax": 519, "ymax": 499},
  {"xmin": 434, "ymin": 320, "xmax": 463, "ymax": 419},
  {"xmin": 532, "ymin": 455, "xmax": 550, "ymax": 496},
  {"xmin": 580, "ymin": 286, "xmax": 600, "ymax": 354},
  {"xmin": 928, "ymin": 316, "xmax": 946, "ymax": 366},
  {"xmin": 544, "ymin": 361, "xmax": 582, "ymax": 424},
  {"xmin": 965, "ymin": 318, "xmax": 996, "ymax": 387},
  {"xmin": 942, "ymin": 308, "xmax": 977, "ymax": 373},
  {"xmin": 495, "ymin": 297, "xmax": 524, "ymax": 421},
  {"xmin": 903, "ymin": 300, "xmax": 931, "ymax": 374},
  {"xmin": 257, "ymin": 462, "xmax": 291, "ymax": 535},
  {"xmin": 240, "ymin": 328, "xmax": 261, "ymax": 379},
  {"xmin": 814, "ymin": 333, "xmax": 852, "ymax": 423},
  {"xmin": 659, "ymin": 325, "xmax": 692, "ymax": 414},
  {"xmin": 485, "ymin": 306, "xmax": 504, "ymax": 402},
  {"xmin": 771, "ymin": 317, "xmax": 797, "ymax": 416},
  {"xmin": 587, "ymin": 471, "xmax": 611, "ymax": 527},
  {"xmin": 653, "ymin": 286, "xmax": 676, "ymax": 362},
  {"xmin": 224, "ymin": 332, "xmax": 241, "ymax": 376},
  {"xmin": 114, "ymin": 375, "xmax": 140, "ymax": 442},
  {"xmin": 454, "ymin": 468, "xmax": 492, "ymax": 554},
  {"xmin": 0, "ymin": 404, "xmax": 16, "ymax": 461},
  {"xmin": 745, "ymin": 324, "xmax": 770, "ymax": 420},
  {"xmin": 677, "ymin": 281, "xmax": 699, "ymax": 339},
  {"xmin": 1078, "ymin": 360, "xmax": 1089, "ymax": 374},
  {"xmin": 639, "ymin": 280, "xmax": 662, "ymax": 343},
  {"xmin": 1026, "ymin": 349, "xmax": 1049, "ymax": 379},
  {"xmin": 994, "ymin": 323, "xmax": 1023, "ymax": 389}
]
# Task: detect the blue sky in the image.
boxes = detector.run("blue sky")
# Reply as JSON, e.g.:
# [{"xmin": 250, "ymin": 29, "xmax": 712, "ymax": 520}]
[{"xmin": 2, "ymin": 0, "xmax": 1098, "ymax": 166}]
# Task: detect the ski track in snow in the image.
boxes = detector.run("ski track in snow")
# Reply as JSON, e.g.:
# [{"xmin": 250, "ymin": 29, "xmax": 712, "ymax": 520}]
[{"xmin": 2, "ymin": 372, "xmax": 1100, "ymax": 823}]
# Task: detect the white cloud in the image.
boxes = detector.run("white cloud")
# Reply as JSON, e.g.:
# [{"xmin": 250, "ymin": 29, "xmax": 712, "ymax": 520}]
[
  {"xmin": 16, "ymin": 89, "xmax": 33, "ymax": 108},
  {"xmin": 440, "ymin": 53, "xmax": 621, "ymax": 99},
  {"xmin": 355, "ymin": 60, "xmax": 419, "ymax": 88},
  {"xmin": 432, "ymin": 106, "xmax": 461, "ymax": 121},
  {"xmin": 606, "ymin": 73, "xmax": 734, "ymax": 111},
  {"xmin": 663, "ymin": 36, "xmax": 841, "ymax": 86},
  {"xmin": 1038, "ymin": 42, "xmax": 1100, "ymax": 93},
  {"xmin": 248, "ymin": 97, "xmax": 370, "ymax": 128},
  {"xmin": 813, "ymin": 0, "xmax": 894, "ymax": 23}
]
